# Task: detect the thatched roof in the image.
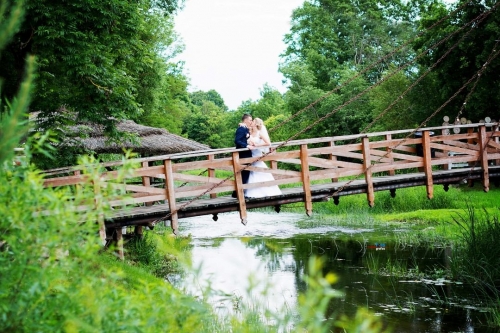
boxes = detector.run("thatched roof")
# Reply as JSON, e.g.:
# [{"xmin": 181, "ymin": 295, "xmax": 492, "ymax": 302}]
[
  {"xmin": 30, "ymin": 112, "xmax": 209, "ymax": 155},
  {"xmin": 71, "ymin": 120, "xmax": 209, "ymax": 155}
]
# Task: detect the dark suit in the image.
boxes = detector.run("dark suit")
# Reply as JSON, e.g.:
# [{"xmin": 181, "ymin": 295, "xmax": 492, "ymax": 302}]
[{"xmin": 234, "ymin": 126, "xmax": 252, "ymax": 184}]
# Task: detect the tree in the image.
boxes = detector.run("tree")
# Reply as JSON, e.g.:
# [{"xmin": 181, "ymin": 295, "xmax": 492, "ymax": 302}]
[
  {"xmin": 282, "ymin": 0, "xmax": 420, "ymax": 90},
  {"xmin": 182, "ymin": 101, "xmax": 232, "ymax": 148},
  {"xmin": 367, "ymin": 68, "xmax": 417, "ymax": 132},
  {"xmin": 412, "ymin": 0, "xmax": 500, "ymax": 122},
  {"xmin": 1, "ymin": 0, "xmax": 183, "ymax": 134},
  {"xmin": 136, "ymin": 63, "xmax": 191, "ymax": 135},
  {"xmin": 190, "ymin": 89, "xmax": 228, "ymax": 111},
  {"xmin": 278, "ymin": 0, "xmax": 430, "ymax": 138}
]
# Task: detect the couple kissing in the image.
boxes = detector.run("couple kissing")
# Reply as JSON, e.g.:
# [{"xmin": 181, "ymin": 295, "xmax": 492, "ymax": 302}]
[{"xmin": 233, "ymin": 113, "xmax": 281, "ymax": 199}]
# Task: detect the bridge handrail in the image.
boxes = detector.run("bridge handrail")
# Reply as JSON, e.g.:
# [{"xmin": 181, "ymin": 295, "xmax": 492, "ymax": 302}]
[
  {"xmin": 40, "ymin": 122, "xmax": 500, "ymax": 176},
  {"xmin": 40, "ymin": 123, "xmax": 499, "ymax": 235}
]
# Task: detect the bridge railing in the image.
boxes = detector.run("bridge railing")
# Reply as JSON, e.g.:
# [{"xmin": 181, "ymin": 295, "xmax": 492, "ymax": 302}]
[{"xmin": 42, "ymin": 123, "xmax": 500, "ymax": 233}]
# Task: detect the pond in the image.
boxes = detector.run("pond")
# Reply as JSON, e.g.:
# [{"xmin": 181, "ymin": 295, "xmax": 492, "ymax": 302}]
[{"xmin": 171, "ymin": 211, "xmax": 496, "ymax": 333}]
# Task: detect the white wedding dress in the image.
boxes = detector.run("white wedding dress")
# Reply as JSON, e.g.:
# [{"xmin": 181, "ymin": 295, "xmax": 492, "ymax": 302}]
[{"xmin": 245, "ymin": 134, "xmax": 282, "ymax": 198}]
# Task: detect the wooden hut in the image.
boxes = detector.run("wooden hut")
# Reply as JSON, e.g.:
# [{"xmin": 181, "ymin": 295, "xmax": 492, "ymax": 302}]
[
  {"xmin": 71, "ymin": 120, "xmax": 209, "ymax": 155},
  {"xmin": 30, "ymin": 111, "xmax": 209, "ymax": 155}
]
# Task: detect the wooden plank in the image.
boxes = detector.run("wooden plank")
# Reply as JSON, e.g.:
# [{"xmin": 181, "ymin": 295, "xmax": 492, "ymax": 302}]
[
  {"xmin": 441, "ymin": 140, "xmax": 480, "ymax": 151},
  {"xmin": 115, "ymin": 227, "xmax": 124, "ymax": 260},
  {"xmin": 43, "ymin": 174, "xmax": 87, "ymax": 187},
  {"xmin": 207, "ymin": 155, "xmax": 217, "ymax": 199},
  {"xmin": 362, "ymin": 137, "xmax": 374, "ymax": 207},
  {"xmin": 108, "ymin": 194, "xmax": 166, "ymax": 207},
  {"xmin": 478, "ymin": 125, "xmax": 489, "ymax": 192},
  {"xmin": 486, "ymin": 139, "xmax": 500, "ymax": 150},
  {"xmin": 231, "ymin": 151, "xmax": 248, "ymax": 225},
  {"xmin": 172, "ymin": 158, "xmax": 233, "ymax": 172},
  {"xmin": 172, "ymin": 172, "xmax": 232, "ymax": 185},
  {"xmin": 277, "ymin": 158, "xmax": 303, "ymax": 166},
  {"xmin": 92, "ymin": 179, "xmax": 106, "ymax": 245},
  {"xmin": 422, "ymin": 131, "xmax": 434, "ymax": 199},
  {"xmin": 330, "ymin": 151, "xmax": 364, "ymax": 160},
  {"xmin": 103, "ymin": 183, "xmax": 165, "ymax": 195},
  {"xmin": 308, "ymin": 143, "xmax": 362, "ymax": 155},
  {"xmin": 431, "ymin": 142, "xmax": 479, "ymax": 156},
  {"xmin": 131, "ymin": 165, "xmax": 164, "ymax": 177},
  {"xmin": 175, "ymin": 184, "xmax": 235, "ymax": 198},
  {"xmin": 141, "ymin": 161, "xmax": 153, "ymax": 207},
  {"xmin": 385, "ymin": 134, "xmax": 395, "ymax": 176},
  {"xmin": 300, "ymin": 144, "xmax": 312, "ymax": 216},
  {"xmin": 164, "ymin": 159, "xmax": 178, "ymax": 234},
  {"xmin": 329, "ymin": 141, "xmax": 339, "ymax": 182},
  {"xmin": 368, "ymin": 149, "xmax": 421, "ymax": 162}
]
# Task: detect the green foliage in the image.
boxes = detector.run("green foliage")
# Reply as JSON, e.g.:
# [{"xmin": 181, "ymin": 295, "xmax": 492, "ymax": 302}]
[
  {"xmin": 1, "ymin": 0, "xmax": 186, "ymax": 153},
  {"xmin": 296, "ymin": 257, "xmax": 388, "ymax": 333},
  {"xmin": 190, "ymin": 89, "xmax": 228, "ymax": 111},
  {"xmin": 412, "ymin": 0, "xmax": 500, "ymax": 122},
  {"xmin": 137, "ymin": 64, "xmax": 191, "ymax": 135},
  {"xmin": 182, "ymin": 101, "xmax": 233, "ymax": 148},
  {"xmin": 283, "ymin": 0, "xmax": 420, "ymax": 89},
  {"xmin": 450, "ymin": 204, "xmax": 500, "ymax": 285},
  {"xmin": 124, "ymin": 231, "xmax": 191, "ymax": 279},
  {"xmin": 368, "ymin": 68, "xmax": 417, "ymax": 131},
  {"xmin": 281, "ymin": 66, "xmax": 372, "ymax": 139}
]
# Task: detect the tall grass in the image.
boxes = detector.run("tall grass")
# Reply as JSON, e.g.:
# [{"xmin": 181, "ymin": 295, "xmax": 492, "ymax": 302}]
[{"xmin": 449, "ymin": 204, "xmax": 500, "ymax": 286}]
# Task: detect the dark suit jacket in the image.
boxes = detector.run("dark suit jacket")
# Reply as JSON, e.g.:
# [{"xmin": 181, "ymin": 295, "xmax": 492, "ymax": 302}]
[{"xmin": 234, "ymin": 126, "xmax": 252, "ymax": 159}]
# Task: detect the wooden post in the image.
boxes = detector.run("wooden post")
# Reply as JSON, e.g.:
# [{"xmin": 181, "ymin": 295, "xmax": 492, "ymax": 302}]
[
  {"xmin": 92, "ymin": 179, "xmax": 106, "ymax": 245},
  {"xmin": 207, "ymin": 155, "xmax": 216, "ymax": 199},
  {"xmin": 495, "ymin": 124, "xmax": 500, "ymax": 166},
  {"xmin": 361, "ymin": 136, "xmax": 374, "ymax": 207},
  {"xmin": 270, "ymin": 160, "xmax": 278, "ymax": 170},
  {"xmin": 115, "ymin": 227, "xmax": 124, "ymax": 260},
  {"xmin": 441, "ymin": 129, "xmax": 450, "ymax": 170},
  {"xmin": 385, "ymin": 134, "xmax": 395, "ymax": 176},
  {"xmin": 163, "ymin": 159, "xmax": 179, "ymax": 234},
  {"xmin": 422, "ymin": 130, "xmax": 434, "ymax": 199},
  {"xmin": 300, "ymin": 144, "xmax": 312, "ymax": 216},
  {"xmin": 478, "ymin": 125, "xmax": 490, "ymax": 192},
  {"xmin": 134, "ymin": 225, "xmax": 143, "ymax": 239},
  {"xmin": 142, "ymin": 161, "xmax": 152, "ymax": 206},
  {"xmin": 73, "ymin": 170, "xmax": 81, "ymax": 193},
  {"xmin": 231, "ymin": 152, "xmax": 248, "ymax": 225},
  {"xmin": 328, "ymin": 141, "xmax": 339, "ymax": 182}
]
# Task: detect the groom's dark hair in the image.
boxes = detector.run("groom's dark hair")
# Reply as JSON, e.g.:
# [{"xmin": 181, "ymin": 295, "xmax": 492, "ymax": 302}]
[{"xmin": 242, "ymin": 113, "xmax": 252, "ymax": 121}]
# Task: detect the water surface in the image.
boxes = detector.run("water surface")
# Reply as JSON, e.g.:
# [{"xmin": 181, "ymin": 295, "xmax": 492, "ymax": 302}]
[{"xmin": 173, "ymin": 211, "xmax": 495, "ymax": 333}]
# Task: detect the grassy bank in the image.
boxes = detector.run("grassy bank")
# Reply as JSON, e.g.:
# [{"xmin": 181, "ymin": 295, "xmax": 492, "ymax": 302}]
[{"xmin": 279, "ymin": 182, "xmax": 500, "ymax": 237}]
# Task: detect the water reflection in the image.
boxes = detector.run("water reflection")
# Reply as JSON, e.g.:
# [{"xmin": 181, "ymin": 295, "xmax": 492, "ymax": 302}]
[{"xmin": 174, "ymin": 211, "xmax": 495, "ymax": 333}]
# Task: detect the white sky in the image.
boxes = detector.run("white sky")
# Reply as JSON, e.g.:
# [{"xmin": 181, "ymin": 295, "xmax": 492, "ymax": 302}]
[{"xmin": 173, "ymin": 0, "xmax": 304, "ymax": 110}]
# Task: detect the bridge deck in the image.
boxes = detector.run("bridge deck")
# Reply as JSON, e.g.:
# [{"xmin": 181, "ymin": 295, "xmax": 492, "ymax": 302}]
[
  {"xmin": 42, "ymin": 123, "xmax": 500, "ymax": 235},
  {"xmin": 105, "ymin": 167, "xmax": 500, "ymax": 228}
]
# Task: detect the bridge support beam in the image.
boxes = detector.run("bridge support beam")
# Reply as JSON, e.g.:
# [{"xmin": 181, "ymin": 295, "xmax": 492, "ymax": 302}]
[
  {"xmin": 300, "ymin": 144, "xmax": 312, "ymax": 216},
  {"xmin": 362, "ymin": 136, "xmax": 375, "ymax": 207},
  {"xmin": 232, "ymin": 152, "xmax": 248, "ymax": 225},
  {"xmin": 115, "ymin": 227, "xmax": 124, "ymax": 260},
  {"xmin": 207, "ymin": 155, "xmax": 217, "ymax": 199},
  {"xmin": 478, "ymin": 125, "xmax": 490, "ymax": 192},
  {"xmin": 422, "ymin": 130, "xmax": 434, "ymax": 199},
  {"xmin": 385, "ymin": 134, "xmax": 395, "ymax": 176},
  {"xmin": 92, "ymin": 179, "xmax": 106, "ymax": 245},
  {"xmin": 142, "ymin": 161, "xmax": 153, "ymax": 206},
  {"xmin": 164, "ymin": 159, "xmax": 179, "ymax": 234}
]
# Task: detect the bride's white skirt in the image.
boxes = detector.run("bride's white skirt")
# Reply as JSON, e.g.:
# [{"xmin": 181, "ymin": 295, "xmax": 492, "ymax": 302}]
[{"xmin": 245, "ymin": 161, "xmax": 282, "ymax": 198}]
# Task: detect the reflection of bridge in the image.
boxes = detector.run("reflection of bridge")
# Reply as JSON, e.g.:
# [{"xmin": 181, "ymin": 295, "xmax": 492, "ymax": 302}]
[{"xmin": 43, "ymin": 123, "xmax": 500, "ymax": 256}]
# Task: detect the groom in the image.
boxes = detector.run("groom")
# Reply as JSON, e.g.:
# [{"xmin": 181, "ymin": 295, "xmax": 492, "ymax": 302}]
[{"xmin": 233, "ymin": 113, "xmax": 254, "ymax": 197}]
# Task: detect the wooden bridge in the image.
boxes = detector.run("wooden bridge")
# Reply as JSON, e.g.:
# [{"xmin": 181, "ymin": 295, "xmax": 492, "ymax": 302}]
[{"xmin": 42, "ymin": 123, "xmax": 500, "ymax": 255}]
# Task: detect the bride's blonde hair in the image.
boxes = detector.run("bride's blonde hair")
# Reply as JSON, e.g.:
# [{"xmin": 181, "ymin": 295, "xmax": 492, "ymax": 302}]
[{"xmin": 254, "ymin": 118, "xmax": 264, "ymax": 130}]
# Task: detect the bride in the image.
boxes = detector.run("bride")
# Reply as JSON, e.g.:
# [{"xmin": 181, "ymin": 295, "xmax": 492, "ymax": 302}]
[{"xmin": 244, "ymin": 118, "xmax": 282, "ymax": 198}]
